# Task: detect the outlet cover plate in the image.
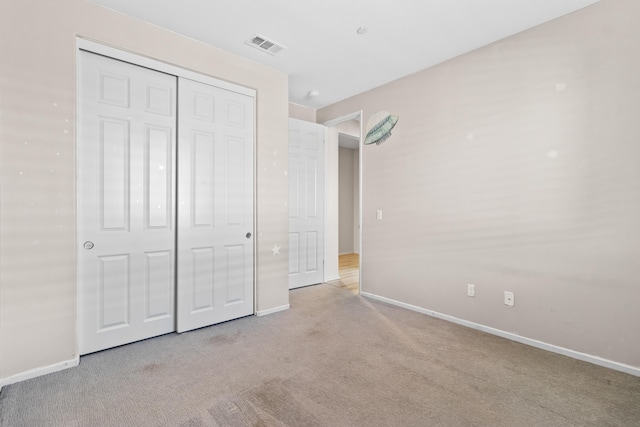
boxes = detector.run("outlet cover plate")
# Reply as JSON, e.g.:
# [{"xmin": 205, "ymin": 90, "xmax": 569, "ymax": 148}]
[{"xmin": 504, "ymin": 291, "xmax": 515, "ymax": 306}]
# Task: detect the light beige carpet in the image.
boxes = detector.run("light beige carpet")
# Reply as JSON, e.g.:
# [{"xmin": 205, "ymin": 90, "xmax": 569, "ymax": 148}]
[{"xmin": 1, "ymin": 283, "xmax": 639, "ymax": 426}]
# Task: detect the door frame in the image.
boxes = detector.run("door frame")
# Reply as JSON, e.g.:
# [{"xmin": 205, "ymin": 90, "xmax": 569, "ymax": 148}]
[
  {"xmin": 75, "ymin": 38, "xmax": 258, "ymax": 352},
  {"xmin": 322, "ymin": 111, "xmax": 363, "ymax": 294}
]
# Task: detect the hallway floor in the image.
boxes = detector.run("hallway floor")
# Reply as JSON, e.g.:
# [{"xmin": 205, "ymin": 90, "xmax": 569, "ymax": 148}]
[{"xmin": 333, "ymin": 253, "xmax": 359, "ymax": 294}]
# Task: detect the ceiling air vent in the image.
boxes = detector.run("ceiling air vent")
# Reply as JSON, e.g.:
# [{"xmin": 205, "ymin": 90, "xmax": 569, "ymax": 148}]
[{"xmin": 245, "ymin": 34, "xmax": 286, "ymax": 56}]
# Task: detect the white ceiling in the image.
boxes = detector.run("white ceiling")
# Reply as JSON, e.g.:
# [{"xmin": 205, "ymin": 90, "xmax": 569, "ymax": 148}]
[{"xmin": 89, "ymin": 0, "xmax": 601, "ymax": 109}]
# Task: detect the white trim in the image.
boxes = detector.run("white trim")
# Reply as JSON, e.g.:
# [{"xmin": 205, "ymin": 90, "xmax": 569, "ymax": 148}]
[
  {"xmin": 252, "ymin": 96, "xmax": 258, "ymax": 318},
  {"xmin": 76, "ymin": 38, "xmax": 255, "ymax": 98},
  {"xmin": 357, "ymin": 113, "xmax": 363, "ymax": 292},
  {"xmin": 361, "ymin": 292, "xmax": 640, "ymax": 378},
  {"xmin": 256, "ymin": 304, "xmax": 290, "ymax": 317},
  {"xmin": 324, "ymin": 275, "xmax": 341, "ymax": 282},
  {"xmin": 0, "ymin": 357, "xmax": 80, "ymax": 390},
  {"xmin": 322, "ymin": 111, "xmax": 362, "ymax": 127},
  {"xmin": 323, "ymin": 125, "xmax": 332, "ymax": 284}
]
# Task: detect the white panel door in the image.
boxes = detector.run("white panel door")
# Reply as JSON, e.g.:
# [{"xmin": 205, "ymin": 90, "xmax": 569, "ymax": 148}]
[
  {"xmin": 176, "ymin": 78, "xmax": 254, "ymax": 333},
  {"xmin": 289, "ymin": 119, "xmax": 325, "ymax": 289},
  {"xmin": 78, "ymin": 51, "xmax": 176, "ymax": 354}
]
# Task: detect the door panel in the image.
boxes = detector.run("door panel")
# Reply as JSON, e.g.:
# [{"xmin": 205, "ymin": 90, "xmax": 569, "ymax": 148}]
[
  {"xmin": 101, "ymin": 118, "xmax": 129, "ymax": 230},
  {"xmin": 177, "ymin": 77, "xmax": 254, "ymax": 333},
  {"xmin": 306, "ymin": 231, "xmax": 319, "ymax": 271},
  {"xmin": 192, "ymin": 247, "xmax": 215, "ymax": 312},
  {"xmin": 192, "ymin": 131, "xmax": 215, "ymax": 226},
  {"xmin": 98, "ymin": 254, "xmax": 130, "ymax": 330},
  {"xmin": 146, "ymin": 126, "xmax": 173, "ymax": 229},
  {"xmin": 289, "ymin": 233, "xmax": 300, "ymax": 276},
  {"xmin": 78, "ymin": 51, "xmax": 176, "ymax": 354},
  {"xmin": 144, "ymin": 250, "xmax": 173, "ymax": 320},
  {"xmin": 289, "ymin": 119, "xmax": 325, "ymax": 289}
]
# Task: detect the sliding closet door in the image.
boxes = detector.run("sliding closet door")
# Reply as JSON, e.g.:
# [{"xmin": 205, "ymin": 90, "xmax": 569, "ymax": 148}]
[
  {"xmin": 176, "ymin": 78, "xmax": 255, "ymax": 333},
  {"xmin": 78, "ymin": 51, "xmax": 176, "ymax": 354}
]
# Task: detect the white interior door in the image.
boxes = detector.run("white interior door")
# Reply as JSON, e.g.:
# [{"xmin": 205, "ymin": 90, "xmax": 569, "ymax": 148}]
[
  {"xmin": 289, "ymin": 119, "xmax": 325, "ymax": 289},
  {"xmin": 78, "ymin": 51, "xmax": 176, "ymax": 354},
  {"xmin": 176, "ymin": 77, "xmax": 255, "ymax": 333}
]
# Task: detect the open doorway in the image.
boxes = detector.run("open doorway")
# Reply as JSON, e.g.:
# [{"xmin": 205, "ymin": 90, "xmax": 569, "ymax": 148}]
[
  {"xmin": 323, "ymin": 112, "xmax": 362, "ymax": 294},
  {"xmin": 338, "ymin": 127, "xmax": 360, "ymax": 294}
]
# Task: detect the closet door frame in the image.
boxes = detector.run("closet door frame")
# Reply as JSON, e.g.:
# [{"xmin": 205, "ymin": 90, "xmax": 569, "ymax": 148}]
[
  {"xmin": 77, "ymin": 39, "xmax": 256, "ymax": 99},
  {"xmin": 75, "ymin": 38, "xmax": 257, "ymax": 349}
]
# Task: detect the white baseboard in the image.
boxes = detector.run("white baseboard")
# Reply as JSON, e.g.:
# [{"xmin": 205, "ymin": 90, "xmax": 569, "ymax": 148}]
[
  {"xmin": 0, "ymin": 356, "xmax": 80, "ymax": 390},
  {"xmin": 361, "ymin": 292, "xmax": 640, "ymax": 378},
  {"xmin": 324, "ymin": 275, "xmax": 340, "ymax": 282},
  {"xmin": 256, "ymin": 304, "xmax": 290, "ymax": 317}
]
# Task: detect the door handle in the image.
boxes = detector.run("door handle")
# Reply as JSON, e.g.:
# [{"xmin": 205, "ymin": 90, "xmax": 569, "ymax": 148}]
[
  {"xmin": 246, "ymin": 232, "xmax": 252, "ymax": 239},
  {"xmin": 83, "ymin": 241, "xmax": 94, "ymax": 250}
]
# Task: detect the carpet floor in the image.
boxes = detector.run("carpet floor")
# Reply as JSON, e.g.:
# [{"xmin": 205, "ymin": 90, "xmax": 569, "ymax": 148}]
[{"xmin": 1, "ymin": 283, "xmax": 639, "ymax": 426}]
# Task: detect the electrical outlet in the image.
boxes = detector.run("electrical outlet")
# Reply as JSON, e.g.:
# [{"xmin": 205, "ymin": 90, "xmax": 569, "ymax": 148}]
[
  {"xmin": 504, "ymin": 291, "xmax": 515, "ymax": 306},
  {"xmin": 376, "ymin": 209, "xmax": 383, "ymax": 220},
  {"xmin": 467, "ymin": 284, "xmax": 475, "ymax": 297}
]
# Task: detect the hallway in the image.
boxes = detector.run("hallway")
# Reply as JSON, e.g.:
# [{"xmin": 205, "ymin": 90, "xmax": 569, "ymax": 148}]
[{"xmin": 335, "ymin": 253, "xmax": 359, "ymax": 294}]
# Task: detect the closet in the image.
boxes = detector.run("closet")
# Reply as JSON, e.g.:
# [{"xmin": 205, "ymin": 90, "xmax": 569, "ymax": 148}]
[{"xmin": 77, "ymin": 48, "xmax": 254, "ymax": 354}]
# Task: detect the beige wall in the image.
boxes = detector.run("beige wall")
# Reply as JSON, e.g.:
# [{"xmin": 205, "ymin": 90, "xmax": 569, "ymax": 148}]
[
  {"xmin": 0, "ymin": 0, "xmax": 289, "ymax": 382},
  {"xmin": 318, "ymin": 0, "xmax": 640, "ymax": 369},
  {"xmin": 289, "ymin": 103, "xmax": 316, "ymax": 122},
  {"xmin": 335, "ymin": 120, "xmax": 360, "ymax": 138},
  {"xmin": 339, "ymin": 147, "xmax": 356, "ymax": 254}
]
